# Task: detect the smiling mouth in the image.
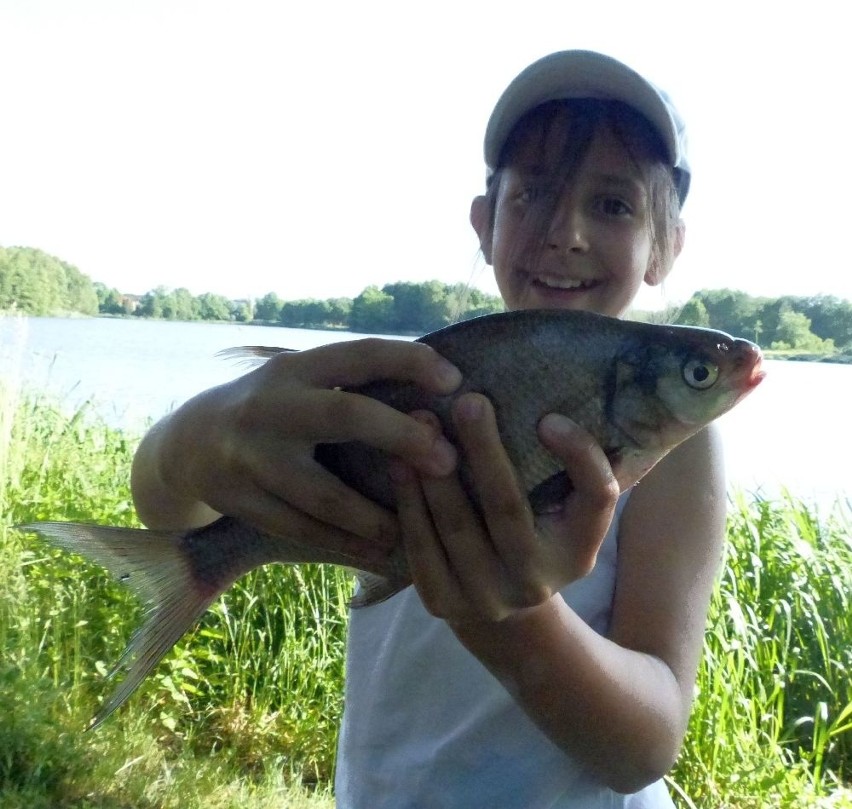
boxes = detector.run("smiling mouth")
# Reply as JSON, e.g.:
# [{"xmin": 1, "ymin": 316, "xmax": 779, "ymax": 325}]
[{"xmin": 532, "ymin": 274, "xmax": 598, "ymax": 291}]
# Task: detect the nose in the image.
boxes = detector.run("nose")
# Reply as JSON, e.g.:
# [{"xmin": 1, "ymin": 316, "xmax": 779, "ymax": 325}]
[{"xmin": 546, "ymin": 198, "xmax": 589, "ymax": 254}]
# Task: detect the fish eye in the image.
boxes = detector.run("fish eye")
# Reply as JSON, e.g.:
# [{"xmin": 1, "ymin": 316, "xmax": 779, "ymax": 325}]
[{"xmin": 682, "ymin": 358, "xmax": 719, "ymax": 390}]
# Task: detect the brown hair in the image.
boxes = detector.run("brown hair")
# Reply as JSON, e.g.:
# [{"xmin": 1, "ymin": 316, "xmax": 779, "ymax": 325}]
[{"xmin": 483, "ymin": 98, "xmax": 681, "ymax": 276}]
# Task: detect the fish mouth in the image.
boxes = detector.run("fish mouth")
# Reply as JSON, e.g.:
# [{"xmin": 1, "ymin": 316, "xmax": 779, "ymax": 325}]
[
  {"xmin": 747, "ymin": 363, "xmax": 767, "ymax": 389},
  {"xmin": 741, "ymin": 342, "xmax": 765, "ymax": 387},
  {"xmin": 729, "ymin": 340, "xmax": 766, "ymax": 398}
]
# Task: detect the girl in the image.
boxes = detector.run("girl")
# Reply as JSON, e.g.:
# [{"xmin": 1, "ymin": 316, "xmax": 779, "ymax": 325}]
[{"xmin": 131, "ymin": 51, "xmax": 722, "ymax": 808}]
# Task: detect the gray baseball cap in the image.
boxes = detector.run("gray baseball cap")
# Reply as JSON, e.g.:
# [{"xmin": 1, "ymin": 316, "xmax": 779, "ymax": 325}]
[{"xmin": 484, "ymin": 50, "xmax": 690, "ymax": 205}]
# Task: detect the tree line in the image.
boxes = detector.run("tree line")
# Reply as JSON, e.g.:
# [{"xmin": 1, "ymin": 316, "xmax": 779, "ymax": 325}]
[
  {"xmin": 2, "ymin": 246, "xmax": 850, "ymax": 352},
  {"xmin": 114, "ymin": 280, "xmax": 504, "ymax": 334},
  {"xmin": 671, "ymin": 289, "xmax": 851, "ymax": 355},
  {"xmin": 0, "ymin": 246, "xmax": 504, "ymax": 333},
  {"xmin": 254, "ymin": 281, "xmax": 504, "ymax": 334}
]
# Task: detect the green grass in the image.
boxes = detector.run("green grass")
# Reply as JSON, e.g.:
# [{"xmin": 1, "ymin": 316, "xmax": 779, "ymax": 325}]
[
  {"xmin": 668, "ymin": 492, "xmax": 851, "ymax": 807},
  {"xmin": 1, "ymin": 388, "xmax": 850, "ymax": 807},
  {"xmin": 0, "ymin": 390, "xmax": 342, "ymax": 807}
]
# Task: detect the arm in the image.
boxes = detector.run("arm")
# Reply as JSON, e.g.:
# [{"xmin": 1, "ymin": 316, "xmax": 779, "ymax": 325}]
[
  {"xmin": 131, "ymin": 338, "xmax": 462, "ymax": 564},
  {"xmin": 391, "ymin": 394, "xmax": 725, "ymax": 793}
]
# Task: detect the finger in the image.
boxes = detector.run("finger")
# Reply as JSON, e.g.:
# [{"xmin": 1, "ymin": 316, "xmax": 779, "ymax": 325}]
[
  {"xmin": 283, "ymin": 338, "xmax": 462, "ymax": 394},
  {"xmin": 450, "ymin": 394, "xmax": 538, "ymax": 577},
  {"xmin": 537, "ymin": 414, "xmax": 620, "ymax": 567},
  {"xmin": 538, "ymin": 414, "xmax": 619, "ymax": 508},
  {"xmin": 419, "ymin": 468, "xmax": 509, "ymax": 612},
  {"xmin": 388, "ymin": 458, "xmax": 463, "ymax": 617},
  {"xmin": 232, "ymin": 340, "xmax": 461, "ymax": 476},
  {"xmin": 281, "ymin": 389, "xmax": 459, "ymax": 478},
  {"xmin": 405, "ymin": 407, "xmax": 512, "ymax": 616},
  {"xmin": 253, "ymin": 451, "xmax": 401, "ymax": 548}
]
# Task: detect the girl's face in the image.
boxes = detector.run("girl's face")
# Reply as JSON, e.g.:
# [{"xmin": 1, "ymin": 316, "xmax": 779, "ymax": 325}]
[{"xmin": 472, "ymin": 109, "xmax": 682, "ymax": 318}]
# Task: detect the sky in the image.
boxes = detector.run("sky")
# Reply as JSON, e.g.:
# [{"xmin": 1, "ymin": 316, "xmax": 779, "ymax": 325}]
[{"xmin": 2, "ymin": 0, "xmax": 849, "ymax": 311}]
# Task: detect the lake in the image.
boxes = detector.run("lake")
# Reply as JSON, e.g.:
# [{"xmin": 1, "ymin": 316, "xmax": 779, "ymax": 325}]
[{"xmin": 2, "ymin": 315, "xmax": 849, "ymax": 511}]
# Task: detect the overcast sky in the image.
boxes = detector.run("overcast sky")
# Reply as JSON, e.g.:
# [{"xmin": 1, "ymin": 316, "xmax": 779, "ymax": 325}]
[{"xmin": 2, "ymin": 0, "xmax": 848, "ymax": 311}]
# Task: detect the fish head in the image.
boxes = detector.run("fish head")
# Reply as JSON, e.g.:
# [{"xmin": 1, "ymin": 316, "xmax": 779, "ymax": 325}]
[{"xmin": 607, "ymin": 325, "xmax": 765, "ymax": 490}]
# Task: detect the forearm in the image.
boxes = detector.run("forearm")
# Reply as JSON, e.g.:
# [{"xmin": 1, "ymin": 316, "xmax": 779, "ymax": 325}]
[
  {"xmin": 451, "ymin": 595, "xmax": 688, "ymax": 793},
  {"xmin": 131, "ymin": 403, "xmax": 221, "ymax": 530}
]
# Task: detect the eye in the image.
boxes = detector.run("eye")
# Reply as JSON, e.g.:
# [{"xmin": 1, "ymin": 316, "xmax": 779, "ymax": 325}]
[
  {"xmin": 682, "ymin": 358, "xmax": 719, "ymax": 390},
  {"xmin": 518, "ymin": 186, "xmax": 537, "ymax": 204},
  {"xmin": 515, "ymin": 184, "xmax": 556, "ymax": 205},
  {"xmin": 595, "ymin": 196, "xmax": 632, "ymax": 217}
]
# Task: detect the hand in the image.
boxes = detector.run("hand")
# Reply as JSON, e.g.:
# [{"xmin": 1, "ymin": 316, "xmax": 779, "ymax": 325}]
[
  {"xmin": 389, "ymin": 393, "xmax": 619, "ymax": 622},
  {"xmin": 133, "ymin": 338, "xmax": 461, "ymax": 566}
]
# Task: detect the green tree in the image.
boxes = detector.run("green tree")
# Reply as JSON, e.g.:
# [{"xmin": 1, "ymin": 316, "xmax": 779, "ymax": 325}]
[
  {"xmin": 230, "ymin": 300, "xmax": 253, "ymax": 322},
  {"xmin": 675, "ymin": 296, "xmax": 710, "ymax": 328},
  {"xmin": 0, "ymin": 246, "xmax": 99, "ymax": 315},
  {"xmin": 692, "ymin": 289, "xmax": 764, "ymax": 338},
  {"xmin": 157, "ymin": 287, "xmax": 197, "ymax": 320},
  {"xmin": 197, "ymin": 292, "xmax": 232, "ymax": 321},
  {"xmin": 94, "ymin": 282, "xmax": 126, "ymax": 315},
  {"xmin": 445, "ymin": 283, "xmax": 504, "ymax": 322},
  {"xmin": 327, "ymin": 297, "xmax": 353, "ymax": 326},
  {"xmin": 794, "ymin": 295, "xmax": 852, "ymax": 349},
  {"xmin": 136, "ymin": 287, "xmax": 169, "ymax": 318},
  {"xmin": 255, "ymin": 292, "xmax": 282, "ymax": 321},
  {"xmin": 280, "ymin": 298, "xmax": 353, "ymax": 329},
  {"xmin": 350, "ymin": 286, "xmax": 395, "ymax": 332},
  {"xmin": 0, "ymin": 247, "xmax": 36, "ymax": 311},
  {"xmin": 382, "ymin": 280, "xmax": 450, "ymax": 332},
  {"xmin": 771, "ymin": 309, "xmax": 835, "ymax": 353},
  {"xmin": 63, "ymin": 263, "xmax": 98, "ymax": 315}
]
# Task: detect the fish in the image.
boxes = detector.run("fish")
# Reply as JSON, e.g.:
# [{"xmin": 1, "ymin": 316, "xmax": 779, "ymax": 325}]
[{"xmin": 18, "ymin": 308, "xmax": 765, "ymax": 727}]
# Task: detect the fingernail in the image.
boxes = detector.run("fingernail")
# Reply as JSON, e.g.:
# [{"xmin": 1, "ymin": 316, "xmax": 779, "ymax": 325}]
[
  {"xmin": 456, "ymin": 393, "xmax": 485, "ymax": 422},
  {"xmin": 409, "ymin": 410, "xmax": 456, "ymax": 475},
  {"xmin": 411, "ymin": 409, "xmax": 441, "ymax": 431},
  {"xmin": 428, "ymin": 435, "xmax": 458, "ymax": 477},
  {"xmin": 435, "ymin": 358, "xmax": 463, "ymax": 390},
  {"xmin": 539, "ymin": 413, "xmax": 575, "ymax": 438}
]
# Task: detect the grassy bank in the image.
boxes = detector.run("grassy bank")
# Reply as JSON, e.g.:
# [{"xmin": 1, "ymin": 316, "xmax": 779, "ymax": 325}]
[
  {"xmin": 669, "ymin": 492, "xmax": 851, "ymax": 807},
  {"xmin": 1, "ymin": 390, "xmax": 850, "ymax": 807}
]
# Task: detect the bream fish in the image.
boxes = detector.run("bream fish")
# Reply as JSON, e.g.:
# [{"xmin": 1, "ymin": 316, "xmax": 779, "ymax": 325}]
[{"xmin": 19, "ymin": 309, "xmax": 765, "ymax": 727}]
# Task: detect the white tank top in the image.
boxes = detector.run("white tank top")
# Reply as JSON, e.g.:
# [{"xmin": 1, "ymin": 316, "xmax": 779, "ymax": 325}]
[{"xmin": 335, "ymin": 492, "xmax": 675, "ymax": 808}]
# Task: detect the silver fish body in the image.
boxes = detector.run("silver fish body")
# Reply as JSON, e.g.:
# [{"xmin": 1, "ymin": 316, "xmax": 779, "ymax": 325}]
[
  {"xmin": 319, "ymin": 308, "xmax": 763, "ymax": 513},
  {"xmin": 20, "ymin": 309, "xmax": 765, "ymax": 727}
]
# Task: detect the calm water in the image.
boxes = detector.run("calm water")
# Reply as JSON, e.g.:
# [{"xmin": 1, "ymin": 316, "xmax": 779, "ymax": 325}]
[{"xmin": 2, "ymin": 316, "xmax": 850, "ymax": 509}]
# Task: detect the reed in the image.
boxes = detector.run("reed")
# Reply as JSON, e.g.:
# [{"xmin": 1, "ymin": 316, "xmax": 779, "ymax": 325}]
[
  {"xmin": 0, "ymin": 394, "xmax": 345, "ymax": 806},
  {"xmin": 668, "ymin": 492, "xmax": 851, "ymax": 807},
  {"xmin": 1, "ymin": 392, "xmax": 849, "ymax": 807}
]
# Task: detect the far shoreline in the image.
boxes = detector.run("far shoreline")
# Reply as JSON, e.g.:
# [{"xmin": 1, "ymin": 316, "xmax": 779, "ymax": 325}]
[{"xmin": 5, "ymin": 311, "xmax": 852, "ymax": 363}]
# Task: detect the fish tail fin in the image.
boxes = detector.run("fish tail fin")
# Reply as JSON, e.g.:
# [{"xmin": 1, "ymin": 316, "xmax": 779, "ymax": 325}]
[
  {"xmin": 350, "ymin": 570, "xmax": 409, "ymax": 608},
  {"xmin": 18, "ymin": 521, "xmax": 227, "ymax": 729}
]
